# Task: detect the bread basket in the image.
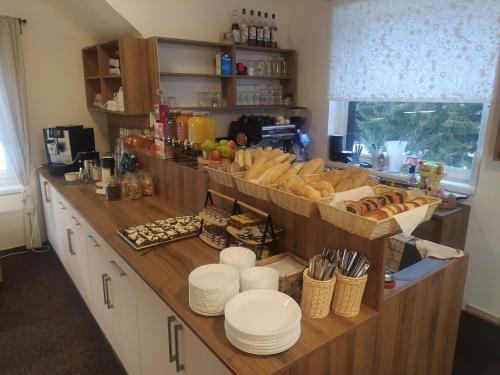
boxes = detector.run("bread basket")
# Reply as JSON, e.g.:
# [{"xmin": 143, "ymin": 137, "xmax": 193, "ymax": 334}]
[
  {"xmin": 205, "ymin": 167, "xmax": 244, "ymax": 188},
  {"xmin": 233, "ymin": 176, "xmax": 270, "ymax": 201},
  {"xmin": 269, "ymin": 187, "xmax": 319, "ymax": 217},
  {"xmin": 317, "ymin": 186, "xmax": 441, "ymax": 240}
]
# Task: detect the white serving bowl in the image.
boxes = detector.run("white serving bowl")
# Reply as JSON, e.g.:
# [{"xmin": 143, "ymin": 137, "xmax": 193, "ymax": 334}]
[
  {"xmin": 220, "ymin": 247, "xmax": 256, "ymax": 271},
  {"xmin": 64, "ymin": 171, "xmax": 79, "ymax": 182},
  {"xmin": 240, "ymin": 266, "xmax": 279, "ymax": 292}
]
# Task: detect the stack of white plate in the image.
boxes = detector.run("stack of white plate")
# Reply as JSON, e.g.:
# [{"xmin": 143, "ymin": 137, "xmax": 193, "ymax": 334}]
[
  {"xmin": 188, "ymin": 264, "xmax": 240, "ymax": 316},
  {"xmin": 219, "ymin": 247, "xmax": 256, "ymax": 272},
  {"xmin": 224, "ymin": 289, "xmax": 301, "ymax": 355},
  {"xmin": 240, "ymin": 266, "xmax": 279, "ymax": 292}
]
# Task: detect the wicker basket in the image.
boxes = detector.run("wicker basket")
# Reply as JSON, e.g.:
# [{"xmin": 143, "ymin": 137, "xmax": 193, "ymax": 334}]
[
  {"xmin": 300, "ymin": 269, "xmax": 336, "ymax": 319},
  {"xmin": 269, "ymin": 187, "xmax": 319, "ymax": 217},
  {"xmin": 331, "ymin": 271, "xmax": 368, "ymax": 317},
  {"xmin": 317, "ymin": 187, "xmax": 441, "ymax": 240},
  {"xmin": 233, "ymin": 176, "xmax": 270, "ymax": 201},
  {"xmin": 205, "ymin": 167, "xmax": 244, "ymax": 188},
  {"xmin": 256, "ymin": 252, "xmax": 308, "ymax": 303}
]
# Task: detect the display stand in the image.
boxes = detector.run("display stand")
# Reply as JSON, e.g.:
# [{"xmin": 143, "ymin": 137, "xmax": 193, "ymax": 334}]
[{"xmin": 198, "ymin": 189, "xmax": 278, "ymax": 259}]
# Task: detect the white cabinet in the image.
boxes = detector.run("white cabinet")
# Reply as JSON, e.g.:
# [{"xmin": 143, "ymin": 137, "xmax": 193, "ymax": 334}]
[
  {"xmin": 86, "ymin": 228, "xmax": 142, "ymax": 375},
  {"xmin": 40, "ymin": 176, "xmax": 229, "ymax": 375},
  {"xmin": 39, "ymin": 175, "xmax": 57, "ymax": 253},
  {"xmin": 137, "ymin": 283, "xmax": 231, "ymax": 375}
]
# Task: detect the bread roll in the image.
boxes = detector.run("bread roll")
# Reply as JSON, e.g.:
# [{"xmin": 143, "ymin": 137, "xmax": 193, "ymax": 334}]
[
  {"xmin": 275, "ymin": 165, "xmax": 299, "ymax": 185},
  {"xmin": 311, "ymin": 181, "xmax": 334, "ymax": 196},
  {"xmin": 364, "ymin": 210, "xmax": 389, "ymax": 221},
  {"xmin": 259, "ymin": 162, "xmax": 291, "ymax": 186},
  {"xmin": 303, "ymin": 185, "xmax": 322, "ymax": 201},
  {"xmin": 410, "ymin": 196, "xmax": 429, "ymax": 206},
  {"xmin": 345, "ymin": 201, "xmax": 365, "ymax": 215},
  {"xmin": 334, "ymin": 178, "xmax": 354, "ymax": 192}
]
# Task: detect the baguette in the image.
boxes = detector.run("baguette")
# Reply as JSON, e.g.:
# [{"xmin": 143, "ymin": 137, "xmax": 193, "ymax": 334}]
[
  {"xmin": 244, "ymin": 157, "xmax": 267, "ymax": 180},
  {"xmin": 235, "ymin": 150, "xmax": 244, "ymax": 168},
  {"xmin": 258, "ymin": 162, "xmax": 291, "ymax": 186},
  {"xmin": 243, "ymin": 149, "xmax": 253, "ymax": 170},
  {"xmin": 298, "ymin": 158, "xmax": 323, "ymax": 176},
  {"xmin": 275, "ymin": 164, "xmax": 300, "ymax": 185},
  {"xmin": 274, "ymin": 153, "xmax": 290, "ymax": 163},
  {"xmin": 252, "ymin": 159, "xmax": 278, "ymax": 180}
]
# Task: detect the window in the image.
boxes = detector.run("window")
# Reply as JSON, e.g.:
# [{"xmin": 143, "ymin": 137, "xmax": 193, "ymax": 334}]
[
  {"xmin": 0, "ymin": 142, "xmax": 7, "ymax": 172},
  {"xmin": 337, "ymin": 101, "xmax": 489, "ymax": 193}
]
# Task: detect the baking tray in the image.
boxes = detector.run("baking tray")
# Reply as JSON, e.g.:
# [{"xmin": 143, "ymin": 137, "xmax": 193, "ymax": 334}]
[{"xmin": 117, "ymin": 229, "xmax": 199, "ymax": 255}]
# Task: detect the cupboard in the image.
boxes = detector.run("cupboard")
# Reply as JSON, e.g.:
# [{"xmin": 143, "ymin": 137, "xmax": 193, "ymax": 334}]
[{"xmin": 38, "ymin": 175, "xmax": 229, "ymax": 375}]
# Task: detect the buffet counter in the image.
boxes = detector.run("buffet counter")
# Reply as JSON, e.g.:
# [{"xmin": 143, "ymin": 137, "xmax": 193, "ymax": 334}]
[{"xmin": 38, "ymin": 164, "xmax": 468, "ymax": 375}]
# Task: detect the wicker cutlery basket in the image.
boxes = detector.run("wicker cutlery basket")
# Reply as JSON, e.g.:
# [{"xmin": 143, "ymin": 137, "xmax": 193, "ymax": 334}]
[
  {"xmin": 269, "ymin": 187, "xmax": 319, "ymax": 217},
  {"xmin": 205, "ymin": 167, "xmax": 244, "ymax": 188},
  {"xmin": 233, "ymin": 176, "xmax": 270, "ymax": 201},
  {"xmin": 300, "ymin": 268, "xmax": 336, "ymax": 318},
  {"xmin": 331, "ymin": 271, "xmax": 368, "ymax": 317},
  {"xmin": 317, "ymin": 187, "xmax": 441, "ymax": 240}
]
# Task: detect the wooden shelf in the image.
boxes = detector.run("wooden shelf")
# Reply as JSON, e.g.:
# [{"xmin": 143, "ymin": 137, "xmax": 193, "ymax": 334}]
[
  {"xmin": 157, "ymin": 37, "xmax": 232, "ymax": 49},
  {"xmin": 160, "ymin": 72, "xmax": 233, "ymax": 78},
  {"xmin": 88, "ymin": 107, "xmax": 128, "ymax": 115},
  {"xmin": 85, "ymin": 75, "xmax": 100, "ymax": 80},
  {"xmin": 101, "ymin": 74, "xmax": 122, "ymax": 79},
  {"xmin": 236, "ymin": 75, "xmax": 292, "ymax": 80},
  {"xmin": 198, "ymin": 212, "xmax": 229, "ymax": 227},
  {"xmin": 226, "ymin": 225, "xmax": 274, "ymax": 245},
  {"xmin": 235, "ymin": 45, "xmax": 295, "ymax": 53}
]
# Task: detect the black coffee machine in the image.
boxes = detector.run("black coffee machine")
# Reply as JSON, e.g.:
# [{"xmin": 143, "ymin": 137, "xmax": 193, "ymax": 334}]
[{"xmin": 43, "ymin": 125, "xmax": 98, "ymax": 176}]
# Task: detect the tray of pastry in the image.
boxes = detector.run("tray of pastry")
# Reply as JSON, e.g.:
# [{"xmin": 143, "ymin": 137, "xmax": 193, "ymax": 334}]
[{"xmin": 117, "ymin": 215, "xmax": 202, "ymax": 254}]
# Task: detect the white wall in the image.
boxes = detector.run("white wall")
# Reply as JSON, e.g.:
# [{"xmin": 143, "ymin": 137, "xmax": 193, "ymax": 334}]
[
  {"xmin": 288, "ymin": 0, "xmax": 332, "ymax": 159},
  {"xmin": 463, "ymin": 70, "xmax": 500, "ymax": 318}
]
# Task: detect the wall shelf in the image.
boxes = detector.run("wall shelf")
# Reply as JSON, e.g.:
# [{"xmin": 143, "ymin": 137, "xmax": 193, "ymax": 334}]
[
  {"xmin": 236, "ymin": 75, "xmax": 293, "ymax": 80},
  {"xmin": 235, "ymin": 45, "xmax": 295, "ymax": 53},
  {"xmin": 160, "ymin": 72, "xmax": 233, "ymax": 78}
]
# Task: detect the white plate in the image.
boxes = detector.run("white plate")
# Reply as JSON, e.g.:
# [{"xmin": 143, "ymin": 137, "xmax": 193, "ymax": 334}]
[
  {"xmin": 224, "ymin": 289, "xmax": 301, "ymax": 337},
  {"xmin": 220, "ymin": 247, "xmax": 256, "ymax": 271},
  {"xmin": 224, "ymin": 321, "xmax": 300, "ymax": 347},
  {"xmin": 188, "ymin": 264, "xmax": 240, "ymax": 291},
  {"xmin": 225, "ymin": 322, "xmax": 301, "ymax": 355},
  {"xmin": 240, "ymin": 266, "xmax": 279, "ymax": 292}
]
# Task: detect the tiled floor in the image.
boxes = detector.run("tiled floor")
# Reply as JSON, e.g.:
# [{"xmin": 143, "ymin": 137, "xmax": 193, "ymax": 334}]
[
  {"xmin": 0, "ymin": 249, "xmax": 125, "ymax": 375},
  {"xmin": 1, "ymin": 248, "xmax": 499, "ymax": 375}
]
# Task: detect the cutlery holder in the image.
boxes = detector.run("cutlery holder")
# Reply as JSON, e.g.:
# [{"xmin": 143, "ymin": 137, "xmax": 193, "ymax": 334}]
[
  {"xmin": 331, "ymin": 271, "xmax": 368, "ymax": 317},
  {"xmin": 300, "ymin": 268, "xmax": 336, "ymax": 318}
]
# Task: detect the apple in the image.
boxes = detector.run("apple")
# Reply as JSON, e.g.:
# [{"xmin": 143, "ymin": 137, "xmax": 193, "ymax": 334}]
[
  {"xmin": 209, "ymin": 149, "xmax": 221, "ymax": 161},
  {"xmin": 219, "ymin": 145, "xmax": 231, "ymax": 158},
  {"xmin": 227, "ymin": 140, "xmax": 237, "ymax": 151}
]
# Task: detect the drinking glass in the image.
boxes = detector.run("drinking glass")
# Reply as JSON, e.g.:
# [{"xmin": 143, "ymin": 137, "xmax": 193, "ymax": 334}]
[
  {"xmin": 265, "ymin": 60, "xmax": 273, "ymax": 76},
  {"xmin": 280, "ymin": 57, "xmax": 288, "ymax": 77},
  {"xmin": 272, "ymin": 57, "xmax": 281, "ymax": 77},
  {"xmin": 256, "ymin": 60, "xmax": 265, "ymax": 76}
]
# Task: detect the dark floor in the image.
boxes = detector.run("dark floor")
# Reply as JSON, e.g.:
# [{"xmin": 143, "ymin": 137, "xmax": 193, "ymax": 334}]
[
  {"xmin": 0, "ymin": 248, "xmax": 125, "ymax": 375},
  {"xmin": 1, "ymin": 249, "xmax": 499, "ymax": 375}
]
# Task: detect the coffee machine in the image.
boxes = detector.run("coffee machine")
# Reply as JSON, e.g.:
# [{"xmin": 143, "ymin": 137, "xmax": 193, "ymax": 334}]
[{"xmin": 43, "ymin": 125, "xmax": 98, "ymax": 176}]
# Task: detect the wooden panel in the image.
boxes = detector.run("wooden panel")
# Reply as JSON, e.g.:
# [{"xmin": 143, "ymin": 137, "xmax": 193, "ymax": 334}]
[
  {"xmin": 373, "ymin": 256, "xmax": 469, "ymax": 375},
  {"xmin": 494, "ymin": 116, "xmax": 500, "ymax": 161},
  {"xmin": 146, "ymin": 37, "xmax": 161, "ymax": 107},
  {"xmin": 280, "ymin": 315, "xmax": 377, "ymax": 375},
  {"xmin": 119, "ymin": 37, "xmax": 151, "ymax": 114}
]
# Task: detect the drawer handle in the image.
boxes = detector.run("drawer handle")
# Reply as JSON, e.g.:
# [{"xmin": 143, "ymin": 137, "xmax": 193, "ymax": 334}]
[
  {"xmin": 174, "ymin": 324, "xmax": 185, "ymax": 372},
  {"xmin": 110, "ymin": 260, "xmax": 126, "ymax": 277},
  {"xmin": 66, "ymin": 228, "xmax": 75, "ymax": 255},
  {"xmin": 71, "ymin": 216, "xmax": 80, "ymax": 226},
  {"xmin": 104, "ymin": 274, "xmax": 113, "ymax": 309},
  {"xmin": 57, "ymin": 201, "xmax": 66, "ymax": 209},
  {"xmin": 167, "ymin": 315, "xmax": 176, "ymax": 363},
  {"xmin": 43, "ymin": 181, "xmax": 50, "ymax": 203},
  {"xmin": 87, "ymin": 235, "xmax": 99, "ymax": 247},
  {"xmin": 101, "ymin": 273, "xmax": 108, "ymax": 307}
]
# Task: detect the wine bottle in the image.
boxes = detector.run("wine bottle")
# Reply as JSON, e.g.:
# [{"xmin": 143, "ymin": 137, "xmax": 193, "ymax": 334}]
[
  {"xmin": 270, "ymin": 13, "xmax": 278, "ymax": 48},
  {"xmin": 248, "ymin": 10, "xmax": 257, "ymax": 46},
  {"xmin": 256, "ymin": 11, "xmax": 264, "ymax": 47},
  {"xmin": 240, "ymin": 8, "xmax": 249, "ymax": 45},
  {"xmin": 231, "ymin": 9, "xmax": 241, "ymax": 44},
  {"xmin": 263, "ymin": 12, "xmax": 271, "ymax": 48}
]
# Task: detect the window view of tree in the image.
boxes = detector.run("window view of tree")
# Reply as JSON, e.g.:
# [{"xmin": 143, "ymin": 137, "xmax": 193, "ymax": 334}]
[{"xmin": 349, "ymin": 102, "xmax": 483, "ymax": 169}]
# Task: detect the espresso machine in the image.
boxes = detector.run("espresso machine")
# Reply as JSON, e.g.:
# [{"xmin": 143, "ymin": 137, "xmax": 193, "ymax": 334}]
[{"xmin": 43, "ymin": 125, "xmax": 98, "ymax": 175}]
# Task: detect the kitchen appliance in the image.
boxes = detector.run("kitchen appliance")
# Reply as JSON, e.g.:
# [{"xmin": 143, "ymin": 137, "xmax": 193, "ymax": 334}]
[
  {"xmin": 43, "ymin": 126, "xmax": 97, "ymax": 175},
  {"xmin": 100, "ymin": 155, "xmax": 116, "ymax": 182}
]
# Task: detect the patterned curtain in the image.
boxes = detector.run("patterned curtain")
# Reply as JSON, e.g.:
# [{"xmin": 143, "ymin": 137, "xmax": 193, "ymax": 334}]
[{"xmin": 329, "ymin": 0, "xmax": 500, "ymax": 102}]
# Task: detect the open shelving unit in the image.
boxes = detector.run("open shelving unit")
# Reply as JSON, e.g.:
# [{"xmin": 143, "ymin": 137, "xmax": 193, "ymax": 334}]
[
  {"xmin": 146, "ymin": 37, "xmax": 297, "ymax": 110},
  {"xmin": 82, "ymin": 37, "xmax": 151, "ymax": 115}
]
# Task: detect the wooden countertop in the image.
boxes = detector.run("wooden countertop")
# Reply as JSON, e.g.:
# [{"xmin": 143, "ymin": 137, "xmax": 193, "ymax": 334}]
[{"xmin": 39, "ymin": 168, "xmax": 377, "ymax": 375}]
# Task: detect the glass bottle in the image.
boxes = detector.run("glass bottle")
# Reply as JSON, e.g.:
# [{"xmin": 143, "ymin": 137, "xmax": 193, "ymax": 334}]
[
  {"xmin": 231, "ymin": 9, "xmax": 241, "ymax": 44},
  {"xmin": 270, "ymin": 13, "xmax": 278, "ymax": 48},
  {"xmin": 240, "ymin": 9, "xmax": 249, "ymax": 45},
  {"xmin": 175, "ymin": 110, "xmax": 192, "ymax": 142},
  {"xmin": 263, "ymin": 13, "xmax": 271, "ymax": 48},
  {"xmin": 248, "ymin": 10, "xmax": 257, "ymax": 46},
  {"xmin": 256, "ymin": 11, "xmax": 264, "ymax": 47},
  {"xmin": 141, "ymin": 172, "xmax": 154, "ymax": 197}
]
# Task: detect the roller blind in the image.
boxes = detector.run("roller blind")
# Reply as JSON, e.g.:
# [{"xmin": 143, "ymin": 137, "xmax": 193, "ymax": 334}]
[{"xmin": 329, "ymin": 0, "xmax": 500, "ymax": 103}]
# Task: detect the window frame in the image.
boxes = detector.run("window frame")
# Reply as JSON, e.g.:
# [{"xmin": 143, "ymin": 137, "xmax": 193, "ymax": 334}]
[{"xmin": 329, "ymin": 101, "xmax": 490, "ymax": 195}]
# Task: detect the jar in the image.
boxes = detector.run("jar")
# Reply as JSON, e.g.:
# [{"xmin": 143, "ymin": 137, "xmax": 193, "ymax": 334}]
[
  {"xmin": 105, "ymin": 178, "xmax": 121, "ymax": 201},
  {"xmin": 188, "ymin": 112, "xmax": 215, "ymax": 150},
  {"xmin": 127, "ymin": 175, "xmax": 142, "ymax": 200},
  {"xmin": 141, "ymin": 172, "xmax": 154, "ymax": 197},
  {"xmin": 121, "ymin": 172, "xmax": 132, "ymax": 197},
  {"xmin": 175, "ymin": 111, "xmax": 192, "ymax": 142}
]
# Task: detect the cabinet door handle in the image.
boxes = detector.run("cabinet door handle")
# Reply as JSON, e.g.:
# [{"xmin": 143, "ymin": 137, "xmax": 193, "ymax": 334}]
[
  {"xmin": 110, "ymin": 260, "xmax": 126, "ymax": 276},
  {"xmin": 43, "ymin": 181, "xmax": 50, "ymax": 203},
  {"xmin": 87, "ymin": 235, "xmax": 99, "ymax": 247},
  {"xmin": 101, "ymin": 273, "xmax": 108, "ymax": 307},
  {"xmin": 104, "ymin": 275, "xmax": 113, "ymax": 309},
  {"xmin": 71, "ymin": 216, "xmax": 80, "ymax": 226},
  {"xmin": 57, "ymin": 201, "xmax": 66, "ymax": 210},
  {"xmin": 167, "ymin": 315, "xmax": 176, "ymax": 363},
  {"xmin": 66, "ymin": 229, "xmax": 75, "ymax": 255},
  {"xmin": 174, "ymin": 324, "xmax": 185, "ymax": 372}
]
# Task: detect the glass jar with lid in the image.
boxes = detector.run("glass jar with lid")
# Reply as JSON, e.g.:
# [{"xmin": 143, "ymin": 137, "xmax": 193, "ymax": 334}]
[
  {"xmin": 126, "ymin": 174, "xmax": 142, "ymax": 200},
  {"xmin": 105, "ymin": 177, "xmax": 121, "ymax": 201},
  {"xmin": 141, "ymin": 172, "xmax": 154, "ymax": 197}
]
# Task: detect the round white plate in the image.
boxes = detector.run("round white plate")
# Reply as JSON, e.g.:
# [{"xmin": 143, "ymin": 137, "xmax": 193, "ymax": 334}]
[
  {"xmin": 224, "ymin": 289, "xmax": 301, "ymax": 337},
  {"xmin": 220, "ymin": 247, "xmax": 256, "ymax": 269},
  {"xmin": 224, "ymin": 321, "xmax": 300, "ymax": 347},
  {"xmin": 188, "ymin": 264, "xmax": 239, "ymax": 291}
]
